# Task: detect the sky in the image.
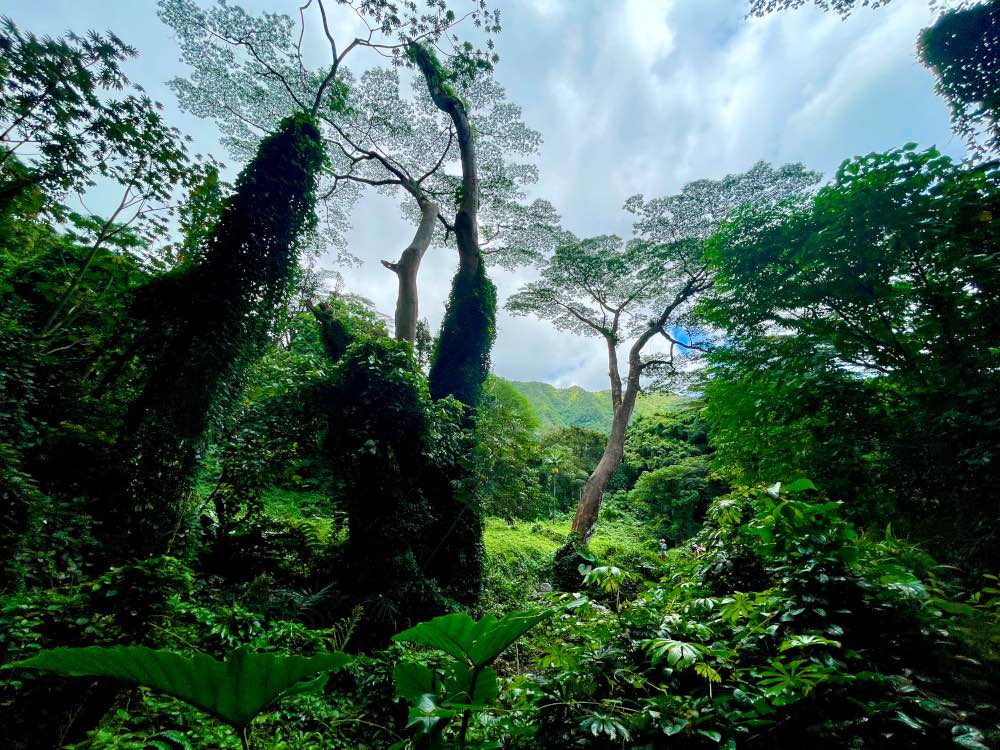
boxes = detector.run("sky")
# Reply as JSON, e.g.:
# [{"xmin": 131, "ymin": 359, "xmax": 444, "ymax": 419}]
[{"xmin": 7, "ymin": 0, "xmax": 967, "ymax": 390}]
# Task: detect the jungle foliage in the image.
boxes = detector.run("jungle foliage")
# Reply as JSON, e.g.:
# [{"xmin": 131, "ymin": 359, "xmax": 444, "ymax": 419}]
[{"xmin": 2, "ymin": 1, "xmax": 1000, "ymax": 749}]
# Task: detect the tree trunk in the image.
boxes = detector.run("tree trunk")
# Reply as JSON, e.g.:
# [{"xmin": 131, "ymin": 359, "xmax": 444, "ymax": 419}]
[
  {"xmin": 384, "ymin": 197, "xmax": 437, "ymax": 342},
  {"xmin": 571, "ymin": 382, "xmax": 639, "ymax": 542},
  {"xmin": 409, "ymin": 43, "xmax": 481, "ymax": 275}
]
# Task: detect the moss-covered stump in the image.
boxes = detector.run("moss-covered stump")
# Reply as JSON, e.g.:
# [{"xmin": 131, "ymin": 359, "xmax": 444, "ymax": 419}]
[{"xmin": 553, "ymin": 535, "xmax": 593, "ymax": 592}]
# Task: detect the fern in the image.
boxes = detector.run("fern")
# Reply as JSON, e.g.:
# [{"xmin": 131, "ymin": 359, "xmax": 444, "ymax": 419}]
[{"xmin": 329, "ymin": 604, "xmax": 363, "ymax": 651}]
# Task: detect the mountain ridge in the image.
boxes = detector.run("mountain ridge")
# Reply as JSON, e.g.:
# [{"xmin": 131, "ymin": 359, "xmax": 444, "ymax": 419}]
[{"xmin": 505, "ymin": 379, "xmax": 688, "ymax": 433}]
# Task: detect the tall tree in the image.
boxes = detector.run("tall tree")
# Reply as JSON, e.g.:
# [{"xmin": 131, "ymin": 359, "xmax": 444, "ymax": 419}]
[
  {"xmin": 160, "ymin": 0, "xmax": 555, "ymax": 343},
  {"xmin": 94, "ymin": 112, "xmax": 325, "ymax": 561},
  {"xmin": 699, "ymin": 145, "xmax": 1000, "ymax": 568},
  {"xmin": 509, "ymin": 162, "xmax": 818, "ymax": 547},
  {"xmin": 408, "ymin": 42, "xmax": 497, "ymax": 410}
]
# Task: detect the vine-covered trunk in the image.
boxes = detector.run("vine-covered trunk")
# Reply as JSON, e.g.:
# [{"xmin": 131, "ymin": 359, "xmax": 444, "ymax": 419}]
[
  {"xmin": 410, "ymin": 42, "xmax": 492, "ymax": 605},
  {"xmin": 94, "ymin": 112, "xmax": 324, "ymax": 563},
  {"xmin": 571, "ymin": 383, "xmax": 639, "ymax": 542},
  {"xmin": 3, "ymin": 113, "xmax": 325, "ymax": 750}
]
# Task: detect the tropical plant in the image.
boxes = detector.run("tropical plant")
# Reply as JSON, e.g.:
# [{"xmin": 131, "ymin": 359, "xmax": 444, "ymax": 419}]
[
  {"xmin": 699, "ymin": 145, "xmax": 1000, "ymax": 568},
  {"xmin": 497, "ymin": 481, "xmax": 998, "ymax": 748},
  {"xmin": 392, "ymin": 608, "xmax": 556, "ymax": 748},
  {"xmin": 14, "ymin": 645, "xmax": 351, "ymax": 749},
  {"xmin": 474, "ymin": 377, "xmax": 548, "ymax": 521},
  {"xmin": 508, "ymin": 162, "xmax": 819, "ymax": 550}
]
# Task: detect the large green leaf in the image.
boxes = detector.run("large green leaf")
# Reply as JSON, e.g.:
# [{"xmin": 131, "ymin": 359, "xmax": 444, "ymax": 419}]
[
  {"xmin": 468, "ymin": 610, "xmax": 554, "ymax": 667},
  {"xmin": 442, "ymin": 662, "xmax": 499, "ymax": 706},
  {"xmin": 15, "ymin": 646, "xmax": 350, "ymax": 729},
  {"xmin": 393, "ymin": 661, "xmax": 437, "ymax": 701},
  {"xmin": 393, "ymin": 612, "xmax": 478, "ymax": 661},
  {"xmin": 393, "ymin": 609, "xmax": 553, "ymax": 669}
]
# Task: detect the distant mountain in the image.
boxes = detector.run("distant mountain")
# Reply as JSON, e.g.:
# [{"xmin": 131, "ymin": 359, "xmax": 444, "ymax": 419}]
[
  {"xmin": 507, "ymin": 380, "xmax": 688, "ymax": 434},
  {"xmin": 509, "ymin": 381, "xmax": 611, "ymax": 432}
]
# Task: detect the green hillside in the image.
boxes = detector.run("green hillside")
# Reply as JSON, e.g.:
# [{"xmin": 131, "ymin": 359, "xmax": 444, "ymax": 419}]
[{"xmin": 507, "ymin": 379, "xmax": 688, "ymax": 433}]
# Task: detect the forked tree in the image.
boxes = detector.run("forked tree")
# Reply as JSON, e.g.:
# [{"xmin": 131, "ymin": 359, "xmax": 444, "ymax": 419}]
[
  {"xmin": 508, "ymin": 162, "xmax": 819, "ymax": 545},
  {"xmin": 160, "ymin": 0, "xmax": 559, "ymax": 342}
]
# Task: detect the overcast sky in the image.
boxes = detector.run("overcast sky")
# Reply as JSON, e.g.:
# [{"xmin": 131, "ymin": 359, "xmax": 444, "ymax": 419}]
[{"xmin": 8, "ymin": 0, "xmax": 966, "ymax": 390}]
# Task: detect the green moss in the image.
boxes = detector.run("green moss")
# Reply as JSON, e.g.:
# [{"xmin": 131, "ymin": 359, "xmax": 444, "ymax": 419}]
[{"xmin": 428, "ymin": 261, "xmax": 497, "ymax": 413}]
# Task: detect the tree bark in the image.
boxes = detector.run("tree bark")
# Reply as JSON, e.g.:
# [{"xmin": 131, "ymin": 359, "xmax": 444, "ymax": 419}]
[
  {"xmin": 571, "ymin": 377, "xmax": 639, "ymax": 542},
  {"xmin": 409, "ymin": 44, "xmax": 481, "ymax": 275},
  {"xmin": 569, "ymin": 275, "xmax": 706, "ymax": 542},
  {"xmin": 383, "ymin": 197, "xmax": 438, "ymax": 342}
]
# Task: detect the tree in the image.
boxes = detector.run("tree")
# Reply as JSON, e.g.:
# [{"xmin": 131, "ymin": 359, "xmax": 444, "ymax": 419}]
[
  {"xmin": 539, "ymin": 426, "xmax": 608, "ymax": 510},
  {"xmin": 629, "ymin": 456, "xmax": 711, "ymax": 544},
  {"xmin": 320, "ymin": 335, "xmax": 472, "ymax": 643},
  {"xmin": 919, "ymin": 1, "xmax": 1000, "ymax": 159},
  {"xmin": 623, "ymin": 402, "xmax": 707, "ymax": 477},
  {"xmin": 699, "ymin": 145, "xmax": 1000, "ymax": 567},
  {"xmin": 509, "ymin": 162, "xmax": 818, "ymax": 547},
  {"xmin": 405, "ymin": 41, "xmax": 504, "ymax": 604},
  {"xmin": 0, "ymin": 18, "xmax": 209, "ymax": 338},
  {"xmin": 474, "ymin": 377, "xmax": 547, "ymax": 521},
  {"xmin": 205, "ymin": 293, "xmax": 388, "ymax": 541},
  {"xmin": 93, "ymin": 112, "xmax": 326, "ymax": 561},
  {"xmin": 160, "ymin": 0, "xmax": 556, "ymax": 343},
  {"xmin": 1, "ymin": 18, "xmax": 135, "ymax": 206}
]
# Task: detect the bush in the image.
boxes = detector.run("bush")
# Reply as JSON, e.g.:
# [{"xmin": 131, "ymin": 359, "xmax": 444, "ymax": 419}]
[{"xmin": 498, "ymin": 482, "xmax": 1000, "ymax": 749}]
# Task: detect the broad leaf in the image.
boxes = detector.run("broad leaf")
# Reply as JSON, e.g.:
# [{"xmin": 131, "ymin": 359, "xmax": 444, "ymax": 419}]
[
  {"xmin": 394, "ymin": 661, "xmax": 437, "ymax": 701},
  {"xmin": 393, "ymin": 612, "xmax": 478, "ymax": 662},
  {"xmin": 15, "ymin": 646, "xmax": 351, "ymax": 729},
  {"xmin": 784, "ymin": 478, "xmax": 816, "ymax": 493},
  {"xmin": 646, "ymin": 638, "xmax": 703, "ymax": 668},
  {"xmin": 469, "ymin": 666, "xmax": 499, "ymax": 706},
  {"xmin": 468, "ymin": 609, "xmax": 554, "ymax": 667},
  {"xmin": 394, "ymin": 609, "xmax": 554, "ymax": 668}
]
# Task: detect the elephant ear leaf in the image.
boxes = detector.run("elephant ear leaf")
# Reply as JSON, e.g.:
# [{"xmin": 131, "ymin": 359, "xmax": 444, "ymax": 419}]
[
  {"xmin": 14, "ymin": 646, "xmax": 351, "ymax": 729},
  {"xmin": 468, "ymin": 609, "xmax": 554, "ymax": 667},
  {"xmin": 393, "ymin": 612, "xmax": 478, "ymax": 662}
]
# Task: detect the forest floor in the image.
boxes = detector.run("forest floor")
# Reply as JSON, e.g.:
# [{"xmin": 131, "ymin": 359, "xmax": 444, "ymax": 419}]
[{"xmin": 253, "ymin": 485, "xmax": 667, "ymax": 614}]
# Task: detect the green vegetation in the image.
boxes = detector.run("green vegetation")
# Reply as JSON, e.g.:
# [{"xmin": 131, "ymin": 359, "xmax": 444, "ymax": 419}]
[
  {"xmin": 509, "ymin": 380, "xmax": 687, "ymax": 433},
  {"xmin": 16, "ymin": 646, "xmax": 352, "ymax": 749},
  {"xmin": 2, "ymin": 1, "xmax": 1000, "ymax": 749}
]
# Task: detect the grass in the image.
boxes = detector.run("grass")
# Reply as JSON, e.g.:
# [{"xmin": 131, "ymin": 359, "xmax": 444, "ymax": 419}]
[
  {"xmin": 237, "ymin": 485, "xmax": 671, "ymax": 613},
  {"xmin": 481, "ymin": 512, "xmax": 668, "ymax": 612}
]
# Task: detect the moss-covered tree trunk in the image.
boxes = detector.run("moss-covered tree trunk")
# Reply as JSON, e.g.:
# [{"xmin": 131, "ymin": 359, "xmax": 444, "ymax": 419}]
[
  {"xmin": 6, "ymin": 113, "xmax": 325, "ymax": 750},
  {"xmin": 93, "ymin": 112, "xmax": 325, "ymax": 564},
  {"xmin": 410, "ymin": 44, "xmax": 494, "ymax": 605}
]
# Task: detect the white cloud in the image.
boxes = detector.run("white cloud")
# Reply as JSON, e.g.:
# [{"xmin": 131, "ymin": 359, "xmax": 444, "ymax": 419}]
[
  {"xmin": 622, "ymin": 0, "xmax": 676, "ymax": 68},
  {"xmin": 6, "ymin": 0, "xmax": 966, "ymax": 390}
]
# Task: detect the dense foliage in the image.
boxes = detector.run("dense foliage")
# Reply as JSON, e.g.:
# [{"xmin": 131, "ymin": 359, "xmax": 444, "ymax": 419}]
[
  {"xmin": 500, "ymin": 483, "xmax": 999, "ymax": 749},
  {"xmin": 93, "ymin": 111, "xmax": 325, "ymax": 562},
  {"xmin": 700, "ymin": 146, "xmax": 1000, "ymax": 570},
  {"xmin": 919, "ymin": 1, "xmax": 1000, "ymax": 159},
  {"xmin": 2, "ymin": 2, "xmax": 1000, "ymax": 749},
  {"xmin": 429, "ymin": 260, "xmax": 497, "ymax": 415}
]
